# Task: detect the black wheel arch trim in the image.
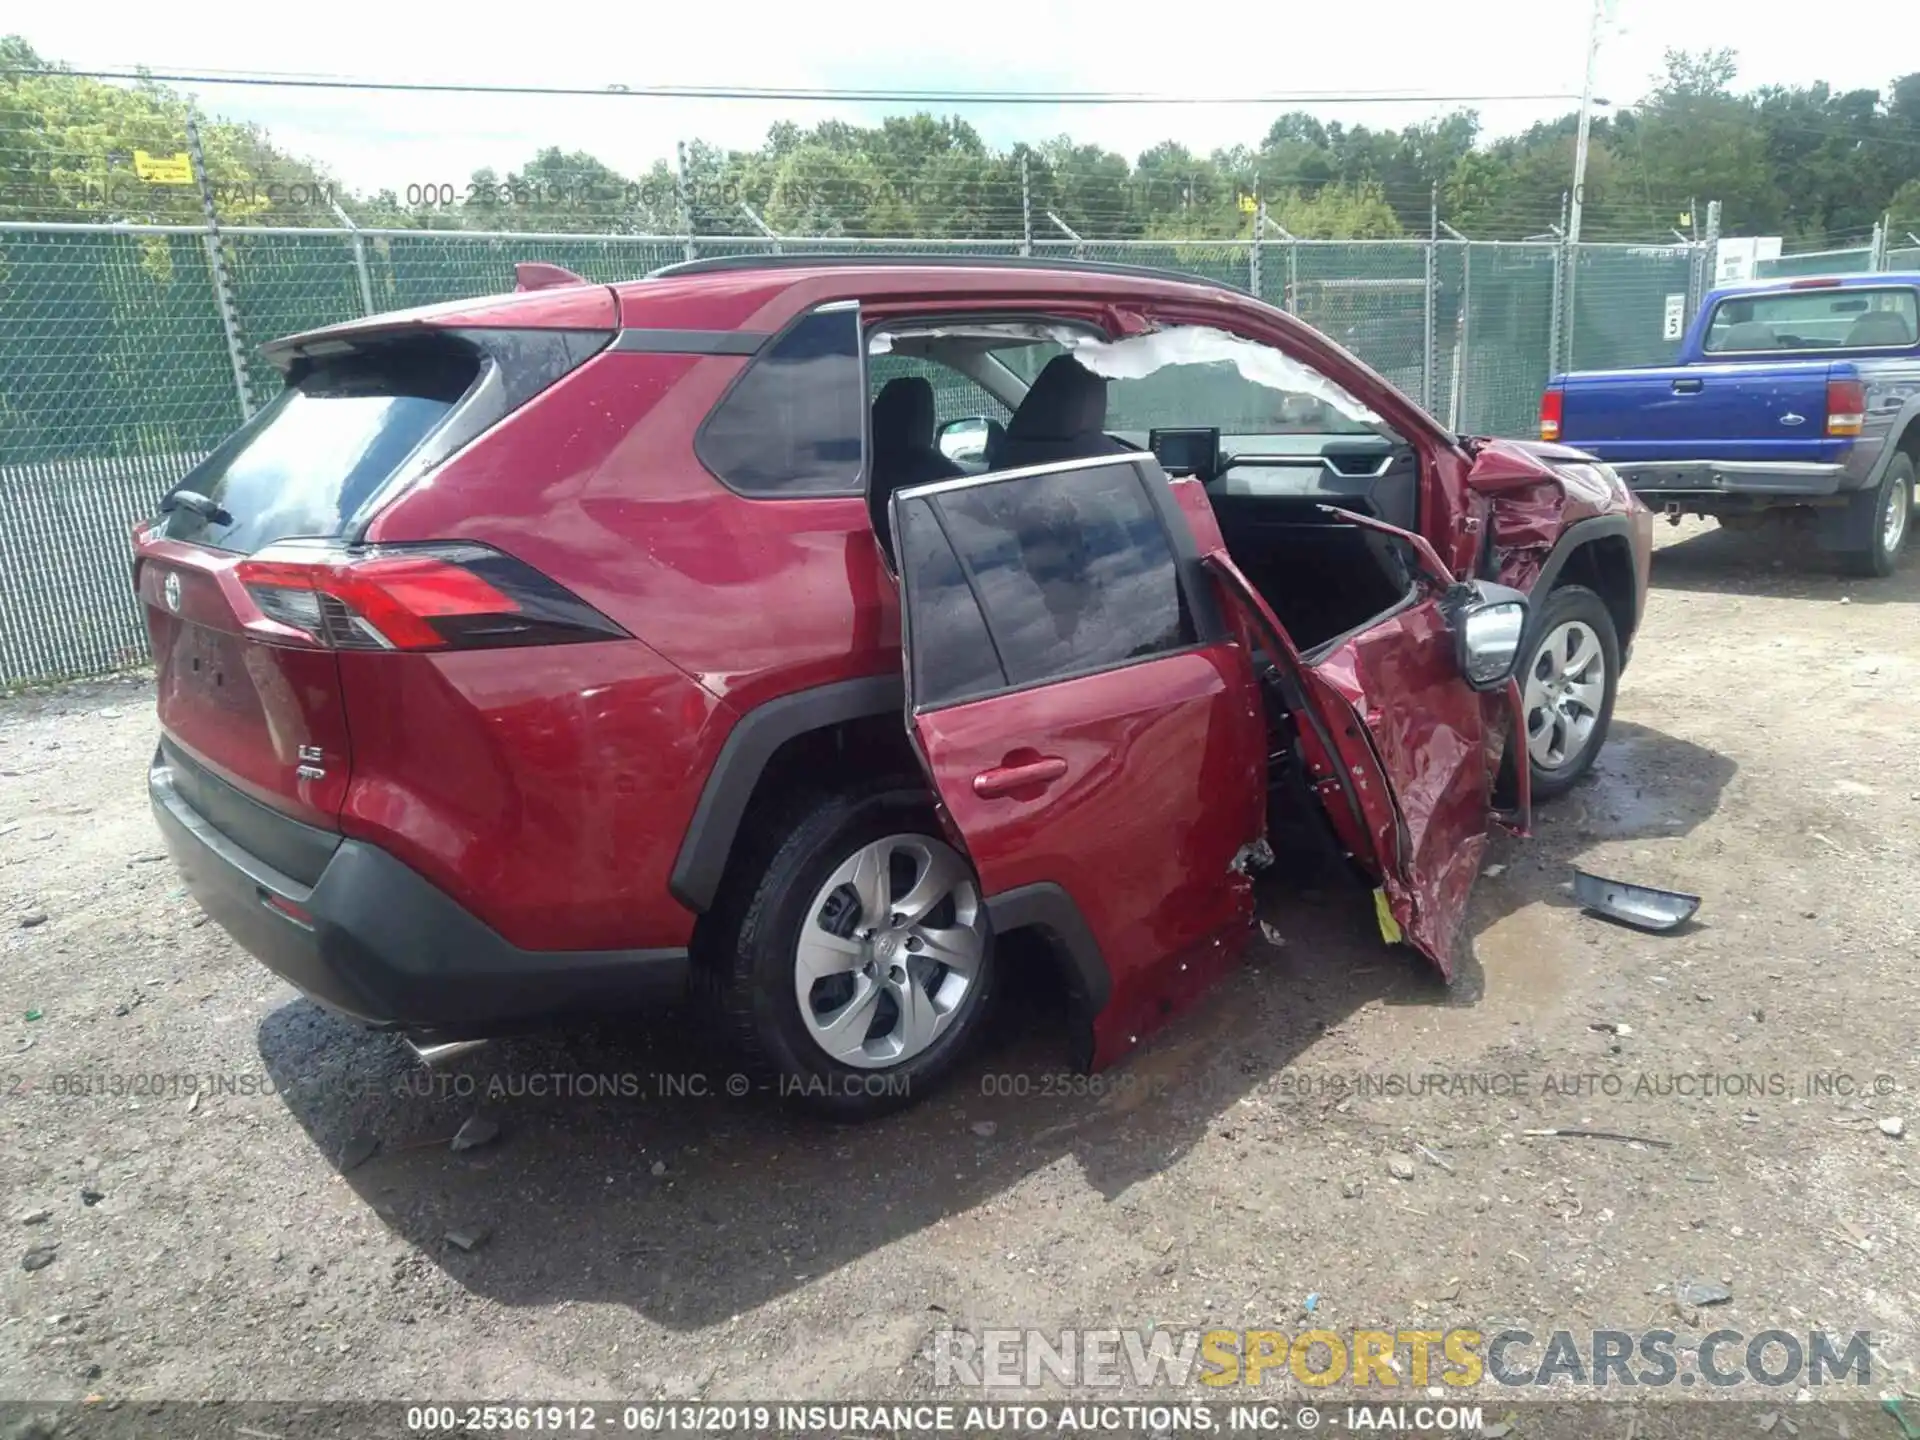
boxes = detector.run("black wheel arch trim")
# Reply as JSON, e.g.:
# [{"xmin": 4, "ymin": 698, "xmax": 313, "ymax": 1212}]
[
  {"xmin": 670, "ymin": 673, "xmax": 905, "ymax": 914},
  {"xmin": 1519, "ymin": 513, "xmax": 1638, "ymax": 660},
  {"xmin": 983, "ymin": 882, "xmax": 1111, "ymax": 1017},
  {"xmin": 1864, "ymin": 397, "xmax": 1920, "ymax": 488}
]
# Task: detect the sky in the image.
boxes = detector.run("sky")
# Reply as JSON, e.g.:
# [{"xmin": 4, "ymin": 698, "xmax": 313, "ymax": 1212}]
[{"xmin": 19, "ymin": 0, "xmax": 1920, "ymax": 197}]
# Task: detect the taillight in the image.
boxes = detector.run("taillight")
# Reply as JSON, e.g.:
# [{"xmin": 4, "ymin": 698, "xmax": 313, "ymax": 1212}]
[
  {"xmin": 235, "ymin": 543, "xmax": 628, "ymax": 652},
  {"xmin": 1827, "ymin": 377, "xmax": 1865, "ymax": 437},
  {"xmin": 1539, "ymin": 387, "xmax": 1564, "ymax": 442}
]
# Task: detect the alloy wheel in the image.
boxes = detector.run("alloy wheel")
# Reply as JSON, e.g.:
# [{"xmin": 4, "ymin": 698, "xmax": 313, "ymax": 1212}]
[
  {"xmin": 794, "ymin": 834, "xmax": 986, "ymax": 1069},
  {"xmin": 1523, "ymin": 620, "xmax": 1607, "ymax": 771}
]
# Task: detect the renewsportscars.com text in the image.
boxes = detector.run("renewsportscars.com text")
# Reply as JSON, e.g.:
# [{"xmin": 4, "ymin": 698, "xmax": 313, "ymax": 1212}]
[{"xmin": 932, "ymin": 1327, "xmax": 1874, "ymax": 1390}]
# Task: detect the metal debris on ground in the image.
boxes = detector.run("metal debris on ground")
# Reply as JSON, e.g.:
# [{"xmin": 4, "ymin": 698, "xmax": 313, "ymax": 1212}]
[
  {"xmin": 1677, "ymin": 1277, "xmax": 1733, "ymax": 1306},
  {"xmin": 444, "ymin": 1227, "xmax": 489, "ymax": 1253},
  {"xmin": 1523, "ymin": 1127, "xmax": 1673, "ymax": 1148},
  {"xmin": 1572, "ymin": 869, "xmax": 1701, "ymax": 932},
  {"xmin": 449, "ymin": 1115, "xmax": 500, "ymax": 1153},
  {"xmin": 336, "ymin": 1132, "xmax": 378, "ymax": 1172}
]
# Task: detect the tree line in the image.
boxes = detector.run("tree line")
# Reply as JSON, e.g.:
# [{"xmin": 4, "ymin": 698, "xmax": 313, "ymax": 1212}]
[{"xmin": 4, "ymin": 37, "xmax": 1918, "ymax": 245}]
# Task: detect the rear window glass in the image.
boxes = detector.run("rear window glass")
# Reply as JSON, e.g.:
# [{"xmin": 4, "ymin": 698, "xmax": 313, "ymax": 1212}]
[
  {"xmin": 697, "ymin": 304, "xmax": 865, "ymax": 496},
  {"xmin": 1704, "ymin": 287, "xmax": 1919, "ymax": 352},
  {"xmin": 157, "ymin": 343, "xmax": 478, "ymax": 553}
]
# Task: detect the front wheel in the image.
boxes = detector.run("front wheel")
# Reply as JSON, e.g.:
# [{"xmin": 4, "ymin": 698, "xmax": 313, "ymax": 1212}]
[
  {"xmin": 1841, "ymin": 454, "xmax": 1913, "ymax": 579},
  {"xmin": 703, "ymin": 780, "xmax": 995, "ymax": 1119},
  {"xmin": 1518, "ymin": 584, "xmax": 1621, "ymax": 800}
]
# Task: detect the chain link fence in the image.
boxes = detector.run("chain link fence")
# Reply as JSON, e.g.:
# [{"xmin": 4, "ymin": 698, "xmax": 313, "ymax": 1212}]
[
  {"xmin": 1756, "ymin": 246, "xmax": 1876, "ymax": 279},
  {"xmin": 3, "ymin": 216, "xmax": 1906, "ymax": 684}
]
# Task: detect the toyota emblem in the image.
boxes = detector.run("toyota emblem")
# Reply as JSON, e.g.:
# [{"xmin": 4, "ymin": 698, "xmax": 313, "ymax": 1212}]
[{"xmin": 163, "ymin": 571, "xmax": 181, "ymax": 613}]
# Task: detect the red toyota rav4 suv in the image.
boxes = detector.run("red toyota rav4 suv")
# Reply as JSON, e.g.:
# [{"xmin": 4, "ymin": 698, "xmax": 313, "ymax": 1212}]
[{"xmin": 135, "ymin": 256, "xmax": 1651, "ymax": 1116}]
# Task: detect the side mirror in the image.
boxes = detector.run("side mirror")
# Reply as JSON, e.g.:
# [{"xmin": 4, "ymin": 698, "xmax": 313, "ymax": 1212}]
[
  {"xmin": 1444, "ymin": 581, "xmax": 1528, "ymax": 690},
  {"xmin": 937, "ymin": 416, "xmax": 991, "ymax": 464}
]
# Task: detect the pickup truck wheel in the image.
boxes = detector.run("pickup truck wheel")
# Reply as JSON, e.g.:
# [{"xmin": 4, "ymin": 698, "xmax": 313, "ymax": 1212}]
[
  {"xmin": 1842, "ymin": 454, "xmax": 1912, "ymax": 578},
  {"xmin": 1519, "ymin": 585, "xmax": 1620, "ymax": 801},
  {"xmin": 703, "ymin": 779, "xmax": 995, "ymax": 1119}
]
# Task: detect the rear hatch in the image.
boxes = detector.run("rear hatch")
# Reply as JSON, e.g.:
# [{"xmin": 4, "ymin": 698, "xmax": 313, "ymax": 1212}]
[
  {"xmin": 1555, "ymin": 361, "xmax": 1847, "ymax": 465},
  {"xmin": 136, "ymin": 336, "xmax": 485, "ymax": 830}
]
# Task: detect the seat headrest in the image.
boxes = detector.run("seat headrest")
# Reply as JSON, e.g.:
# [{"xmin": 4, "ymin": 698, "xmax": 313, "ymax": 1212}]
[
  {"xmin": 872, "ymin": 376, "xmax": 937, "ymax": 453},
  {"xmin": 1007, "ymin": 355, "xmax": 1109, "ymax": 441},
  {"xmin": 1718, "ymin": 321, "xmax": 1777, "ymax": 352},
  {"xmin": 1845, "ymin": 310, "xmax": 1915, "ymax": 346}
]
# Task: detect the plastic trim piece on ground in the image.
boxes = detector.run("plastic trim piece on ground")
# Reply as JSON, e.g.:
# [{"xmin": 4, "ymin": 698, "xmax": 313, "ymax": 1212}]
[{"xmin": 1572, "ymin": 868, "xmax": 1701, "ymax": 932}]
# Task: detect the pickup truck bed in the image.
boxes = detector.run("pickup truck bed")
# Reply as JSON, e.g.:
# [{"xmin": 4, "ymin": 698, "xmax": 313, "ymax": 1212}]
[{"xmin": 1545, "ymin": 273, "xmax": 1920, "ymax": 576}]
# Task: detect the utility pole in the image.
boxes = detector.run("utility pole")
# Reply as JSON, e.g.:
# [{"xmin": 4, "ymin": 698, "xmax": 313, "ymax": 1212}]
[{"xmin": 1567, "ymin": 0, "xmax": 1608, "ymax": 247}]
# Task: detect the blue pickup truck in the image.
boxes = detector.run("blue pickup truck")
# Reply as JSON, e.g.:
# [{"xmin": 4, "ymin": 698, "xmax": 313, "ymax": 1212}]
[{"xmin": 1543, "ymin": 273, "xmax": 1920, "ymax": 576}]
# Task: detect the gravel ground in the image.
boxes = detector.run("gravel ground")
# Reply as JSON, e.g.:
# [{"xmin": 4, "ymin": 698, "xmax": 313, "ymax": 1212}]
[{"xmin": 1, "ymin": 518, "xmax": 1917, "ymax": 1406}]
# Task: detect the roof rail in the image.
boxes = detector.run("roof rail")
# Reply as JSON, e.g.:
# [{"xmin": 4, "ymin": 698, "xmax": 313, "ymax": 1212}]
[{"xmin": 646, "ymin": 251, "xmax": 1237, "ymax": 291}]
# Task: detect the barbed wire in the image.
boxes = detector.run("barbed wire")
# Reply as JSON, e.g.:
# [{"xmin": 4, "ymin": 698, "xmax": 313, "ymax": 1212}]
[
  {"xmin": 0, "ymin": 124, "xmax": 1895, "ymax": 250},
  {"xmin": 23, "ymin": 66, "xmax": 1585, "ymax": 107}
]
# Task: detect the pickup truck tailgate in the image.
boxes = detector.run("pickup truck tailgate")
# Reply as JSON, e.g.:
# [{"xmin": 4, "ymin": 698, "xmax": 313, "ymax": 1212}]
[{"xmin": 1557, "ymin": 362, "xmax": 1847, "ymax": 464}]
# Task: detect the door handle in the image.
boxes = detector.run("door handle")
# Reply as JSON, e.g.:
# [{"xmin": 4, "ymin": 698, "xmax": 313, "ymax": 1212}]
[
  {"xmin": 971, "ymin": 756, "xmax": 1068, "ymax": 798},
  {"xmin": 1671, "ymin": 379, "xmax": 1703, "ymax": 394}
]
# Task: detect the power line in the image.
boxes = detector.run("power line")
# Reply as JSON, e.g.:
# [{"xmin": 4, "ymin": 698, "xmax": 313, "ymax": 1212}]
[{"xmin": 23, "ymin": 66, "xmax": 1584, "ymax": 108}]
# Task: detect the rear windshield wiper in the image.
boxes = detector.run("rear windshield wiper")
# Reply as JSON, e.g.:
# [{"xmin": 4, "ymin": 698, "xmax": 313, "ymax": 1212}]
[{"xmin": 158, "ymin": 490, "xmax": 233, "ymax": 526}]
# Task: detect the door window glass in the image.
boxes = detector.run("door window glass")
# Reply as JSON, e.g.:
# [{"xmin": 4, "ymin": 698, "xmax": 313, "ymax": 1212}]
[{"xmin": 899, "ymin": 458, "xmax": 1194, "ymax": 708}]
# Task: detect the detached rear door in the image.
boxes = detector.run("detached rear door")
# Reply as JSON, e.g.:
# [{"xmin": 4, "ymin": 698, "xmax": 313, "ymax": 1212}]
[{"xmin": 890, "ymin": 454, "xmax": 1267, "ymax": 1068}]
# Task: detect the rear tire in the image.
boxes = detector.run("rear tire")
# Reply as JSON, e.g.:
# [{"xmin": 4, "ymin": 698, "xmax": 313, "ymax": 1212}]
[
  {"xmin": 1517, "ymin": 584, "xmax": 1620, "ymax": 801},
  {"xmin": 700, "ymin": 778, "xmax": 995, "ymax": 1120},
  {"xmin": 1841, "ymin": 454, "xmax": 1912, "ymax": 579}
]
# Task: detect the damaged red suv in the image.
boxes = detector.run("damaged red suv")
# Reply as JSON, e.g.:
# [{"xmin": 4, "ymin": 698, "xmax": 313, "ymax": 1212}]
[{"xmin": 135, "ymin": 256, "xmax": 1652, "ymax": 1115}]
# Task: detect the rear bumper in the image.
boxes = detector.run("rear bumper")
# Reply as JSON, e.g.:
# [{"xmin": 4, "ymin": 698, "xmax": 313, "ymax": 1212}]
[
  {"xmin": 150, "ymin": 751, "xmax": 688, "ymax": 1036},
  {"xmin": 1613, "ymin": 460, "xmax": 1850, "ymax": 500}
]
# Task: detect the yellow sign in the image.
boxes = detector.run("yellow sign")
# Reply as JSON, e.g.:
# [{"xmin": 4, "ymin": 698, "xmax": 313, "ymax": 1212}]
[
  {"xmin": 1237, "ymin": 194, "xmax": 1258, "ymax": 215},
  {"xmin": 133, "ymin": 150, "xmax": 194, "ymax": 185}
]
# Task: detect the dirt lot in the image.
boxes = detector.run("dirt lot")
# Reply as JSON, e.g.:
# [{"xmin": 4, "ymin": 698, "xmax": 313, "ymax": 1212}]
[{"xmin": 1, "ymin": 519, "xmax": 1917, "ymax": 1406}]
